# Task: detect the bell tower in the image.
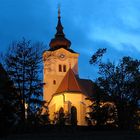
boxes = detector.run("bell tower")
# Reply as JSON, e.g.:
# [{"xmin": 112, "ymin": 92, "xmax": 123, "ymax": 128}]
[{"xmin": 43, "ymin": 9, "xmax": 79, "ymax": 102}]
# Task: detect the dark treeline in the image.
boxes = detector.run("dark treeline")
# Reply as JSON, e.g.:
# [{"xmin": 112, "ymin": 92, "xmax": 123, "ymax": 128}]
[
  {"xmin": 0, "ymin": 39, "xmax": 49, "ymax": 137},
  {"xmin": 0, "ymin": 40, "xmax": 140, "ymax": 137},
  {"xmin": 86, "ymin": 48, "xmax": 140, "ymax": 130}
]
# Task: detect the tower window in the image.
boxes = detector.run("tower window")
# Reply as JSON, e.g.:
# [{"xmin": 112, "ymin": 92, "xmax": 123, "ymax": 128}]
[
  {"xmin": 63, "ymin": 65, "xmax": 66, "ymax": 72},
  {"xmin": 59, "ymin": 65, "xmax": 62, "ymax": 72},
  {"xmin": 53, "ymin": 80, "xmax": 56, "ymax": 85}
]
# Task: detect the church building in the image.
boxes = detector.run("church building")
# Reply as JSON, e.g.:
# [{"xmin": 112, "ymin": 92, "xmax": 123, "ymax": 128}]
[{"xmin": 43, "ymin": 9, "xmax": 94, "ymax": 126}]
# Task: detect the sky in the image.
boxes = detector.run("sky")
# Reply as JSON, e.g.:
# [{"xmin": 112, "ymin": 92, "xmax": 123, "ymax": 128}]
[{"xmin": 0, "ymin": 0, "xmax": 140, "ymax": 80}]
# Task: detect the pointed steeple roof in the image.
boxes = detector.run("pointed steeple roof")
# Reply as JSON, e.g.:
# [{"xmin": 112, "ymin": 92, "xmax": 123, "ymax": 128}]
[
  {"xmin": 55, "ymin": 7, "xmax": 65, "ymax": 37},
  {"xmin": 56, "ymin": 68, "xmax": 82, "ymax": 94},
  {"xmin": 49, "ymin": 8, "xmax": 71, "ymax": 49}
]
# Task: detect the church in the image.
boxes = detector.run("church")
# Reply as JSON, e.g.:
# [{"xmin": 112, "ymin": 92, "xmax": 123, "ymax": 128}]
[{"xmin": 42, "ymin": 9, "xmax": 95, "ymax": 126}]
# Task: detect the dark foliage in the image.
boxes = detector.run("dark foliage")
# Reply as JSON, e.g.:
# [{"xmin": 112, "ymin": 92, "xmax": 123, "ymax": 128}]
[
  {"xmin": 86, "ymin": 85, "xmax": 117, "ymax": 128},
  {"xmin": 90, "ymin": 48, "xmax": 140, "ymax": 129},
  {"xmin": 53, "ymin": 106, "xmax": 78, "ymax": 126},
  {"xmin": 0, "ymin": 63, "xmax": 21, "ymax": 137},
  {"xmin": 90, "ymin": 48, "xmax": 106, "ymax": 64},
  {"xmin": 3, "ymin": 38, "xmax": 46, "ymax": 126},
  {"xmin": 54, "ymin": 107, "xmax": 65, "ymax": 125}
]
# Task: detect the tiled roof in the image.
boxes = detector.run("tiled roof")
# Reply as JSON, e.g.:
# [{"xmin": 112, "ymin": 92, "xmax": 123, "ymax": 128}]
[
  {"xmin": 56, "ymin": 68, "xmax": 82, "ymax": 94},
  {"xmin": 55, "ymin": 68, "xmax": 95, "ymax": 97},
  {"xmin": 47, "ymin": 46, "xmax": 77, "ymax": 53},
  {"xmin": 78, "ymin": 79, "xmax": 95, "ymax": 97}
]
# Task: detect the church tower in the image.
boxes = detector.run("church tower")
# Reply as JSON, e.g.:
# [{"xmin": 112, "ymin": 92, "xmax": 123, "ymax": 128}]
[
  {"xmin": 43, "ymin": 9, "xmax": 79, "ymax": 102},
  {"xmin": 43, "ymin": 9, "xmax": 93, "ymax": 126}
]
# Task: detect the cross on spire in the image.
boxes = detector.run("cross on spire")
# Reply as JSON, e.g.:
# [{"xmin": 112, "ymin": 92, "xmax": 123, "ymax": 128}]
[{"xmin": 58, "ymin": 4, "xmax": 61, "ymax": 18}]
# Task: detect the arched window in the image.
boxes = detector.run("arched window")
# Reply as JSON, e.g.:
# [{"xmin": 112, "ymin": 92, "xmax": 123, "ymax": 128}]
[
  {"xmin": 53, "ymin": 80, "xmax": 56, "ymax": 85},
  {"xmin": 59, "ymin": 65, "xmax": 62, "ymax": 72},
  {"xmin": 63, "ymin": 65, "xmax": 66, "ymax": 72},
  {"xmin": 71, "ymin": 106, "xmax": 77, "ymax": 125}
]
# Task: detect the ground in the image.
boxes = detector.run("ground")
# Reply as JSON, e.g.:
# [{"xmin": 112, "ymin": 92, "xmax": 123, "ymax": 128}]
[{"xmin": 1, "ymin": 128, "xmax": 140, "ymax": 140}]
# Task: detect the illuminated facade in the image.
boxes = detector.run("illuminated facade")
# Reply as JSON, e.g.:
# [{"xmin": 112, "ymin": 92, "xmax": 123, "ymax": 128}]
[{"xmin": 43, "ymin": 9, "xmax": 94, "ymax": 125}]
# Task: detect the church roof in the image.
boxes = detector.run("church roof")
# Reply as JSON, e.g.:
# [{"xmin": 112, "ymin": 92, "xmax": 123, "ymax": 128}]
[
  {"xmin": 49, "ymin": 8, "xmax": 71, "ymax": 49},
  {"xmin": 47, "ymin": 46, "xmax": 77, "ymax": 54},
  {"xmin": 55, "ymin": 68, "xmax": 82, "ymax": 94},
  {"xmin": 78, "ymin": 79, "xmax": 96, "ymax": 97},
  {"xmin": 55, "ymin": 68, "xmax": 95, "ymax": 97}
]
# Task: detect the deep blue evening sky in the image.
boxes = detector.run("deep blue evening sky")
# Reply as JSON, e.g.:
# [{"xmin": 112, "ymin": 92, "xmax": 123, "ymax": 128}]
[{"xmin": 0, "ymin": 0, "xmax": 140, "ymax": 80}]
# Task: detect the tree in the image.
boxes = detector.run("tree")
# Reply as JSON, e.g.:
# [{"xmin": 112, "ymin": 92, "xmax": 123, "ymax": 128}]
[
  {"xmin": 86, "ymin": 84, "xmax": 117, "ymax": 128},
  {"xmin": 53, "ymin": 107, "xmax": 65, "ymax": 125},
  {"xmin": 90, "ymin": 48, "xmax": 106, "ymax": 65},
  {"xmin": 90, "ymin": 49, "xmax": 140, "ymax": 129},
  {"xmin": 3, "ymin": 38, "xmax": 45, "ymax": 124},
  {"xmin": 32, "ymin": 101, "xmax": 50, "ymax": 126},
  {"xmin": 0, "ymin": 63, "xmax": 21, "ymax": 137}
]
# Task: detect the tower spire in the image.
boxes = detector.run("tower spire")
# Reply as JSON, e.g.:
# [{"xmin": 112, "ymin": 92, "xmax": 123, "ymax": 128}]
[
  {"xmin": 58, "ymin": 4, "xmax": 61, "ymax": 18},
  {"xmin": 55, "ymin": 6, "xmax": 64, "ymax": 37},
  {"xmin": 49, "ymin": 7, "xmax": 71, "ymax": 49}
]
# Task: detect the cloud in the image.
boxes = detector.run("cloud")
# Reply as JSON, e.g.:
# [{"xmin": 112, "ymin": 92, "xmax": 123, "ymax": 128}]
[
  {"xmin": 88, "ymin": 26, "xmax": 140, "ymax": 51},
  {"xmin": 0, "ymin": 0, "xmax": 140, "ymax": 79},
  {"xmin": 78, "ymin": 39, "xmax": 140, "ymax": 79},
  {"xmin": 60, "ymin": 0, "xmax": 140, "ymax": 53}
]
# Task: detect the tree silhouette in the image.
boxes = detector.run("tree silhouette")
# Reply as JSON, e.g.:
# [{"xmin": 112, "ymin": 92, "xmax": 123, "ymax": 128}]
[
  {"xmin": 90, "ymin": 49, "xmax": 140, "ymax": 129},
  {"xmin": 86, "ymin": 85, "xmax": 117, "ymax": 128},
  {"xmin": 0, "ymin": 63, "xmax": 21, "ymax": 137},
  {"xmin": 54, "ymin": 107, "xmax": 65, "ymax": 125},
  {"xmin": 3, "ymin": 38, "xmax": 45, "ymax": 125}
]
